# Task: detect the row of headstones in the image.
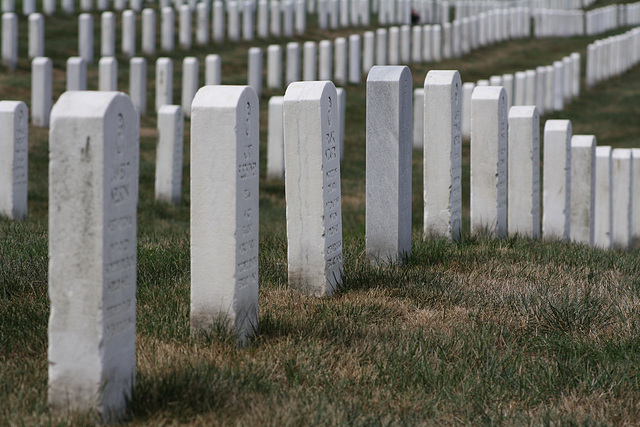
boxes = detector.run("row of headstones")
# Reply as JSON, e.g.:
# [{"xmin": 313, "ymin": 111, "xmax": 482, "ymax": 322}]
[
  {"xmin": 528, "ymin": 0, "xmax": 595, "ymax": 10},
  {"xmin": 586, "ymin": 26, "xmax": 640, "ymax": 88},
  {"xmin": 44, "ymin": 69, "xmax": 640, "ymax": 420}
]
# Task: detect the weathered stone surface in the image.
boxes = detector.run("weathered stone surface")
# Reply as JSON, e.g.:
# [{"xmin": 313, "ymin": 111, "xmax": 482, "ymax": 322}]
[
  {"xmin": 611, "ymin": 148, "xmax": 633, "ymax": 250},
  {"xmin": 594, "ymin": 146, "xmax": 612, "ymax": 249},
  {"xmin": 569, "ymin": 135, "xmax": 596, "ymax": 245},
  {"xmin": 543, "ymin": 120, "xmax": 572, "ymax": 240},
  {"xmin": 0, "ymin": 101, "xmax": 28, "ymax": 219},
  {"xmin": 155, "ymin": 105, "xmax": 183, "ymax": 204}
]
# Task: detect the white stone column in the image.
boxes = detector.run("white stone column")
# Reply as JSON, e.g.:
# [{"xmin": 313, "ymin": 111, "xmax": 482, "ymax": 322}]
[
  {"xmin": 48, "ymin": 91, "xmax": 139, "ymax": 422},
  {"xmin": 543, "ymin": 120, "xmax": 572, "ymax": 240},
  {"xmin": 155, "ymin": 105, "xmax": 184, "ymax": 204},
  {"xmin": 594, "ymin": 146, "xmax": 612, "ymax": 249},
  {"xmin": 422, "ymin": 24, "xmax": 432, "ymax": 62},
  {"xmin": 470, "ymin": 86, "xmax": 508, "ymax": 237},
  {"xmin": 376, "ymin": 28, "xmax": 388, "ymax": 65},
  {"xmin": 248, "ymin": 47, "xmax": 262, "ymax": 97},
  {"xmin": 502, "ymin": 73, "xmax": 514, "ymax": 108},
  {"xmin": 196, "ymin": 2, "xmax": 209, "ymax": 45},
  {"xmin": 303, "ymin": 41, "xmax": 317, "ymax": 81},
  {"xmin": 178, "ymin": 5, "xmax": 192, "ymax": 49},
  {"xmin": 122, "ymin": 10, "xmax": 136, "ymax": 57},
  {"xmin": 284, "ymin": 81, "xmax": 342, "ymax": 296},
  {"xmin": 334, "ymin": 37, "xmax": 347, "ymax": 86},
  {"xmin": 535, "ymin": 66, "xmax": 546, "ymax": 115},
  {"xmin": 571, "ymin": 52, "xmax": 580, "ymax": 99},
  {"xmin": 32, "ymin": 57, "xmax": 52, "ymax": 127},
  {"xmin": 267, "ymin": 45, "xmax": 282, "ymax": 89},
  {"xmin": 366, "ymin": 66, "xmax": 412, "ymax": 264},
  {"xmin": 28, "ymin": 13, "xmax": 44, "ymax": 59},
  {"xmin": 161, "ymin": 7, "xmax": 175, "ymax": 51},
  {"xmin": 258, "ymin": 0, "xmax": 269, "ymax": 37},
  {"xmin": 228, "ymin": 1, "xmax": 240, "ymax": 41},
  {"xmin": 336, "ymin": 87, "xmax": 346, "ymax": 162},
  {"xmin": 205, "ymin": 54, "xmax": 221, "ymax": 85},
  {"xmin": 99, "ymin": 56, "xmax": 118, "ymax": 91},
  {"xmin": 411, "ymin": 26, "xmax": 422, "ymax": 63},
  {"xmin": 267, "ymin": 96, "xmax": 284, "ymax": 180},
  {"xmin": 294, "ymin": 0, "xmax": 305, "ymax": 34},
  {"xmin": 79, "ymin": 13, "xmax": 94, "ymax": 63},
  {"xmin": 348, "ymin": 34, "xmax": 361, "ymax": 84},
  {"xmin": 611, "ymin": 148, "xmax": 633, "ymax": 250},
  {"xmin": 412, "ymin": 88, "xmax": 424, "ymax": 150},
  {"xmin": 424, "ymin": 70, "xmax": 462, "ymax": 240},
  {"xmin": 553, "ymin": 60, "xmax": 564, "ymax": 111},
  {"xmin": 181, "ymin": 57, "xmax": 199, "ymax": 118},
  {"xmin": 286, "ymin": 41, "xmax": 300, "ymax": 85},
  {"xmin": 400, "ymin": 24, "xmax": 411, "ymax": 63},
  {"xmin": 129, "ymin": 57, "xmax": 147, "ymax": 115},
  {"xmin": 514, "ymin": 71, "xmax": 526, "ymax": 106},
  {"xmin": 142, "ymin": 8, "xmax": 156, "ymax": 55},
  {"xmin": 242, "ymin": 0, "xmax": 254, "ymax": 40},
  {"xmin": 363, "ymin": 31, "xmax": 375, "ymax": 74},
  {"xmin": 508, "ymin": 106, "xmax": 540, "ymax": 239},
  {"xmin": 44, "ymin": 0, "xmax": 55, "ymax": 14},
  {"xmin": 269, "ymin": 0, "xmax": 280, "ymax": 36},
  {"xmin": 101, "ymin": 11, "xmax": 116, "ymax": 57},
  {"xmin": 432, "ymin": 24, "xmax": 442, "ymax": 62},
  {"xmin": 190, "ymin": 85, "xmax": 259, "ymax": 344},
  {"xmin": 0, "ymin": 101, "xmax": 28, "ymax": 219},
  {"xmin": 283, "ymin": 0, "xmax": 294, "ymax": 36},
  {"xmin": 2, "ymin": 13, "xmax": 17, "ymax": 70},
  {"xmin": 461, "ymin": 81, "xmax": 474, "ymax": 140},
  {"xmin": 66, "ymin": 57, "xmax": 87, "ymax": 91},
  {"xmin": 525, "ymin": 69, "xmax": 536, "ymax": 106},
  {"xmin": 569, "ymin": 135, "xmax": 596, "ymax": 246},
  {"xmin": 388, "ymin": 26, "xmax": 399, "ymax": 65},
  {"xmin": 155, "ymin": 57, "xmax": 173, "ymax": 111},
  {"xmin": 213, "ymin": 1, "xmax": 225, "ymax": 42},
  {"xmin": 318, "ymin": 40, "xmax": 332, "ymax": 81}
]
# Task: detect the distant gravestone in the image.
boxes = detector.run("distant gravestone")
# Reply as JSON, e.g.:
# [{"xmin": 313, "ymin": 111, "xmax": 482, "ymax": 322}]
[
  {"xmin": 257, "ymin": 0, "xmax": 268, "ymax": 37},
  {"xmin": 286, "ymin": 42, "xmax": 300, "ymax": 85},
  {"xmin": 569, "ymin": 135, "xmax": 596, "ymax": 245},
  {"xmin": 388, "ymin": 26, "xmax": 399, "ymax": 65},
  {"xmin": 535, "ymin": 66, "xmax": 546, "ymax": 115},
  {"xmin": 205, "ymin": 54, "xmax": 221, "ymax": 85},
  {"xmin": 543, "ymin": 120, "xmax": 572, "ymax": 240},
  {"xmin": 179, "ymin": 5, "xmax": 192, "ymax": 49},
  {"xmin": 336, "ymin": 87, "xmax": 345, "ymax": 162},
  {"xmin": 122, "ymin": 10, "xmax": 136, "ymax": 57},
  {"xmin": 161, "ymin": 7, "xmax": 175, "ymax": 51},
  {"xmin": 363, "ymin": 31, "xmax": 375, "ymax": 73},
  {"xmin": 303, "ymin": 41, "xmax": 317, "ymax": 81},
  {"xmin": 66, "ymin": 57, "xmax": 87, "ymax": 91},
  {"xmin": 544, "ymin": 65, "xmax": 554, "ymax": 112},
  {"xmin": 594, "ymin": 146, "xmax": 613, "ymax": 249},
  {"xmin": 142, "ymin": 8, "xmax": 155, "ymax": 55},
  {"xmin": 553, "ymin": 61, "xmax": 564, "ymax": 111},
  {"xmin": 334, "ymin": 37, "xmax": 347, "ymax": 85},
  {"xmin": 267, "ymin": 96, "xmax": 284, "ymax": 180},
  {"xmin": 524, "ymin": 69, "xmax": 536, "ymax": 106},
  {"xmin": 461, "ymin": 82, "xmax": 474, "ymax": 140},
  {"xmin": 611, "ymin": 149, "xmax": 633, "ymax": 250},
  {"xmin": 28, "ymin": 13, "xmax": 44, "ymax": 59},
  {"xmin": 318, "ymin": 40, "xmax": 332, "ymax": 80},
  {"xmin": 470, "ymin": 86, "xmax": 507, "ymax": 237},
  {"xmin": 376, "ymin": 28, "xmax": 387, "ymax": 65},
  {"xmin": 0, "ymin": 101, "xmax": 28, "ymax": 220},
  {"xmin": 348, "ymin": 34, "xmax": 361, "ymax": 84},
  {"xmin": 31, "ymin": 57, "xmax": 52, "ymax": 127},
  {"xmin": 155, "ymin": 57, "xmax": 173, "ymax": 111},
  {"xmin": 366, "ymin": 66, "xmax": 412, "ymax": 265},
  {"xmin": 155, "ymin": 105, "xmax": 183, "ymax": 204},
  {"xmin": 248, "ymin": 47, "xmax": 262, "ymax": 97},
  {"xmin": 181, "ymin": 57, "xmax": 199, "ymax": 118},
  {"xmin": 422, "ymin": 25, "xmax": 432, "ymax": 62},
  {"xmin": 412, "ymin": 88, "xmax": 424, "ymax": 149},
  {"xmin": 228, "ymin": 1, "xmax": 240, "ymax": 41},
  {"xmin": 502, "ymin": 73, "xmax": 513, "ymax": 108},
  {"xmin": 507, "ymin": 105, "xmax": 540, "ymax": 238},
  {"xmin": 101, "ymin": 11, "xmax": 115, "ymax": 57},
  {"xmin": 99, "ymin": 56, "xmax": 118, "ymax": 91},
  {"xmin": 269, "ymin": 0, "xmax": 280, "ymax": 36},
  {"xmin": 2, "ymin": 13, "xmax": 17, "ymax": 70},
  {"xmin": 190, "ymin": 85, "xmax": 259, "ymax": 344},
  {"xmin": 284, "ymin": 81, "xmax": 342, "ymax": 296},
  {"xmin": 213, "ymin": 1, "xmax": 225, "ymax": 42},
  {"xmin": 129, "ymin": 57, "xmax": 147, "ymax": 114},
  {"xmin": 267, "ymin": 45, "xmax": 282, "ymax": 89},
  {"xmin": 632, "ymin": 148, "xmax": 640, "ymax": 248},
  {"xmin": 424, "ymin": 70, "xmax": 462, "ymax": 240},
  {"xmin": 196, "ymin": 2, "xmax": 209, "ymax": 45},
  {"xmin": 514, "ymin": 71, "xmax": 526, "ymax": 106},
  {"xmin": 79, "ymin": 13, "xmax": 93, "ymax": 63},
  {"xmin": 48, "ymin": 91, "xmax": 139, "ymax": 422},
  {"xmin": 411, "ymin": 26, "xmax": 422, "ymax": 63}
]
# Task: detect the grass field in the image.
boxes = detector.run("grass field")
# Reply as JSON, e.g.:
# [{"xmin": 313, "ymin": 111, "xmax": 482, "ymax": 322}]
[{"xmin": 3, "ymin": 2, "xmax": 640, "ymax": 425}]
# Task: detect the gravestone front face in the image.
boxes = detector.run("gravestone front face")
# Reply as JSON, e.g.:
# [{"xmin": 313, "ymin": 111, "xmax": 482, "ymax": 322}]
[
  {"xmin": 366, "ymin": 66, "xmax": 412, "ymax": 265},
  {"xmin": 424, "ymin": 70, "xmax": 462, "ymax": 240},
  {"xmin": 267, "ymin": 45, "xmax": 282, "ymax": 89},
  {"xmin": 155, "ymin": 57, "xmax": 173, "ymax": 111},
  {"xmin": 543, "ymin": 120, "xmax": 572, "ymax": 240},
  {"xmin": 32, "ymin": 57, "xmax": 52, "ymax": 127},
  {"xmin": 129, "ymin": 57, "xmax": 147, "ymax": 114},
  {"xmin": 470, "ymin": 86, "xmax": 507, "ymax": 237},
  {"xmin": 0, "ymin": 101, "xmax": 28, "ymax": 219},
  {"xmin": 612, "ymin": 149, "xmax": 633, "ymax": 250},
  {"xmin": 284, "ymin": 81, "xmax": 342, "ymax": 296},
  {"xmin": 101, "ymin": 11, "xmax": 115, "ymax": 56},
  {"xmin": 507, "ymin": 105, "xmax": 540, "ymax": 238},
  {"xmin": 205, "ymin": 54, "xmax": 222, "ymax": 85},
  {"xmin": 99, "ymin": 56, "xmax": 118, "ymax": 91},
  {"xmin": 412, "ymin": 88, "xmax": 424, "ymax": 149},
  {"xmin": 267, "ymin": 96, "xmax": 284, "ymax": 180},
  {"xmin": 181, "ymin": 57, "xmax": 199, "ymax": 117},
  {"xmin": 190, "ymin": 86, "xmax": 259, "ymax": 345},
  {"xmin": 48, "ymin": 91, "xmax": 139, "ymax": 422},
  {"xmin": 67, "ymin": 57, "xmax": 87, "ymax": 91},
  {"xmin": 569, "ymin": 135, "xmax": 596, "ymax": 246},
  {"xmin": 155, "ymin": 105, "xmax": 183, "ymax": 204},
  {"xmin": 594, "ymin": 146, "xmax": 613, "ymax": 249}
]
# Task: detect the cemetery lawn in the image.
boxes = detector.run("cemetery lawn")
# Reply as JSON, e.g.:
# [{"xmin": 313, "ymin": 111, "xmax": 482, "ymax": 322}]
[{"xmin": 3, "ymin": 11, "xmax": 640, "ymax": 425}]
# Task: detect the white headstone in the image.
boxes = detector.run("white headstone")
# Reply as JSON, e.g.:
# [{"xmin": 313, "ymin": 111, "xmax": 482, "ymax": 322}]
[
  {"xmin": 2, "ymin": 13, "xmax": 17, "ymax": 70},
  {"xmin": 66, "ymin": 57, "xmax": 87, "ymax": 91},
  {"xmin": 366, "ymin": 66, "xmax": 412, "ymax": 264},
  {"xmin": 524, "ymin": 69, "xmax": 536, "ymax": 106},
  {"xmin": 242, "ymin": 1, "xmax": 254, "ymax": 40},
  {"xmin": 284, "ymin": 81, "xmax": 342, "ymax": 296},
  {"xmin": 514, "ymin": 71, "xmax": 526, "ymax": 106},
  {"xmin": 348, "ymin": 35, "xmax": 361, "ymax": 84},
  {"xmin": 294, "ymin": 0, "xmax": 305, "ymax": 34},
  {"xmin": 336, "ymin": 87, "xmax": 346, "ymax": 162},
  {"xmin": 213, "ymin": 1, "xmax": 225, "ymax": 42},
  {"xmin": 28, "ymin": 13, "xmax": 44, "ymax": 59},
  {"xmin": 155, "ymin": 105, "xmax": 183, "ymax": 204},
  {"xmin": 388, "ymin": 26, "xmax": 399, "ymax": 65},
  {"xmin": 190, "ymin": 85, "xmax": 259, "ymax": 344},
  {"xmin": 461, "ymin": 82, "xmax": 474, "ymax": 140},
  {"xmin": 257, "ymin": 0, "xmax": 268, "ymax": 37},
  {"xmin": 156, "ymin": 57, "xmax": 173, "ymax": 111},
  {"xmin": 502, "ymin": 73, "xmax": 514, "ymax": 108},
  {"xmin": 375, "ymin": 28, "xmax": 387, "ymax": 65},
  {"xmin": 267, "ymin": 45, "xmax": 282, "ymax": 89},
  {"xmin": 363, "ymin": 31, "xmax": 375, "ymax": 73},
  {"xmin": 196, "ymin": 2, "xmax": 209, "ymax": 45},
  {"xmin": 122, "ymin": 10, "xmax": 136, "ymax": 57},
  {"xmin": 286, "ymin": 41, "xmax": 300, "ymax": 85},
  {"xmin": 334, "ymin": 37, "xmax": 347, "ymax": 86},
  {"xmin": 544, "ymin": 65, "xmax": 554, "ymax": 112},
  {"xmin": 269, "ymin": 0, "xmax": 280, "ymax": 36},
  {"xmin": 129, "ymin": 57, "xmax": 147, "ymax": 114},
  {"xmin": 48, "ymin": 91, "xmax": 139, "ymax": 422},
  {"xmin": 248, "ymin": 47, "xmax": 262, "ymax": 97},
  {"xmin": 99, "ymin": 56, "xmax": 118, "ymax": 91},
  {"xmin": 470, "ymin": 86, "xmax": 507, "ymax": 237},
  {"xmin": 227, "ymin": 1, "xmax": 240, "ymax": 41},
  {"xmin": 571, "ymin": 52, "xmax": 580, "ymax": 99},
  {"xmin": 178, "ymin": 5, "xmax": 192, "ymax": 49},
  {"xmin": 283, "ymin": 0, "xmax": 294, "ymax": 36},
  {"xmin": 411, "ymin": 26, "xmax": 422, "ymax": 63},
  {"xmin": 267, "ymin": 96, "xmax": 284, "ymax": 180},
  {"xmin": 181, "ymin": 57, "xmax": 199, "ymax": 118},
  {"xmin": 507, "ymin": 105, "xmax": 540, "ymax": 238},
  {"xmin": 44, "ymin": 0, "xmax": 55, "ymax": 14},
  {"xmin": 412, "ymin": 88, "xmax": 424, "ymax": 149},
  {"xmin": 161, "ymin": 7, "xmax": 175, "ymax": 51},
  {"xmin": 594, "ymin": 146, "xmax": 612, "ymax": 249},
  {"xmin": 553, "ymin": 61, "xmax": 564, "ymax": 111},
  {"xmin": 205, "ymin": 54, "xmax": 221, "ymax": 85},
  {"xmin": 542, "ymin": 120, "xmax": 572, "ymax": 240},
  {"xmin": 0, "ymin": 101, "xmax": 28, "ymax": 219},
  {"xmin": 142, "ymin": 8, "xmax": 156, "ymax": 55},
  {"xmin": 569, "ymin": 135, "xmax": 596, "ymax": 245},
  {"xmin": 79, "ymin": 14, "xmax": 94, "ymax": 63},
  {"xmin": 400, "ymin": 24, "xmax": 411, "ymax": 63},
  {"xmin": 424, "ymin": 70, "xmax": 462, "ymax": 240},
  {"xmin": 611, "ymin": 148, "xmax": 633, "ymax": 250},
  {"xmin": 535, "ymin": 66, "xmax": 546, "ymax": 115},
  {"xmin": 422, "ymin": 24, "xmax": 432, "ymax": 62},
  {"xmin": 31, "ymin": 57, "xmax": 52, "ymax": 127},
  {"xmin": 303, "ymin": 41, "xmax": 317, "ymax": 81},
  {"xmin": 101, "ymin": 12, "xmax": 116, "ymax": 57},
  {"xmin": 319, "ymin": 40, "xmax": 332, "ymax": 81}
]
